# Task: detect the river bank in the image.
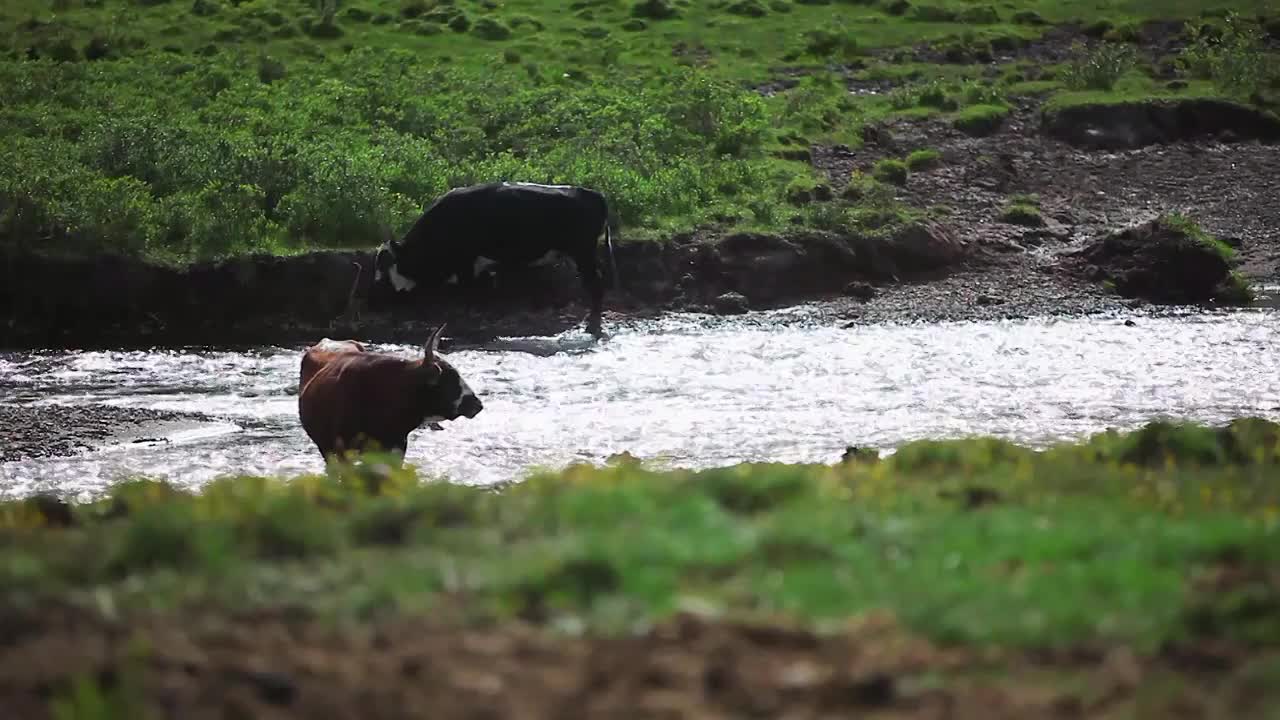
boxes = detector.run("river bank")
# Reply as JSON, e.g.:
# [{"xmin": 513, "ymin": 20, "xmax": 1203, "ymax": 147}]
[{"xmin": 3, "ymin": 93, "xmax": 1276, "ymax": 351}]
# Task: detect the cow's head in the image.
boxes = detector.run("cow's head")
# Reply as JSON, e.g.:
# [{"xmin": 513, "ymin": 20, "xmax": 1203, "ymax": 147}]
[
  {"xmin": 416, "ymin": 324, "xmax": 483, "ymax": 425},
  {"xmin": 371, "ymin": 226, "xmax": 417, "ymax": 307}
]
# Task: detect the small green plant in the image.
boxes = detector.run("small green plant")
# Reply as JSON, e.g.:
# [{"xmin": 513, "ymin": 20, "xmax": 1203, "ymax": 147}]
[
  {"xmin": 905, "ymin": 148, "xmax": 941, "ymax": 171},
  {"xmin": 872, "ymin": 158, "xmax": 908, "ymax": 185},
  {"xmin": 1060, "ymin": 41, "xmax": 1138, "ymax": 91}
]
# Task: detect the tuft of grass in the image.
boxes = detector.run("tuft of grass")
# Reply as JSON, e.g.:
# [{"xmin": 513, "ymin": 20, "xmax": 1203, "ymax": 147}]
[
  {"xmin": 905, "ymin": 148, "xmax": 941, "ymax": 171},
  {"xmin": 951, "ymin": 103, "xmax": 1008, "ymax": 136},
  {"xmin": 999, "ymin": 203, "xmax": 1043, "ymax": 227},
  {"xmin": 871, "ymin": 158, "xmax": 909, "ymax": 185}
]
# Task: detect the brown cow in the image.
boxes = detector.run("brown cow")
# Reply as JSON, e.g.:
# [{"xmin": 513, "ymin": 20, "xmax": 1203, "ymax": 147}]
[{"xmin": 297, "ymin": 326, "xmax": 483, "ymax": 462}]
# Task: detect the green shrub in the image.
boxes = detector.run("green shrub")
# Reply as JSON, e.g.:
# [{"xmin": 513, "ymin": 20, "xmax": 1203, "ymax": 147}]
[
  {"xmin": 1177, "ymin": 13, "xmax": 1272, "ymax": 97},
  {"xmin": 1060, "ymin": 41, "xmax": 1138, "ymax": 91}
]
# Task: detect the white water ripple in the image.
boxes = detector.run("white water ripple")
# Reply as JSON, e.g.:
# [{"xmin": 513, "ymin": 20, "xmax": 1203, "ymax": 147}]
[{"xmin": 2, "ymin": 308, "xmax": 1280, "ymax": 499}]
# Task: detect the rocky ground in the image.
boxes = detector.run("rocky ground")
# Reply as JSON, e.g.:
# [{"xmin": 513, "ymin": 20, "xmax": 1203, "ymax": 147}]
[{"xmin": 0, "ymin": 405, "xmax": 213, "ymax": 464}]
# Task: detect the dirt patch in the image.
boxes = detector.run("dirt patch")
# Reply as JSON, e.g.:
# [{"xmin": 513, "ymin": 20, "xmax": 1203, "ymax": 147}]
[
  {"xmin": 812, "ymin": 94, "xmax": 1280, "ymax": 297},
  {"xmin": 1043, "ymin": 98, "xmax": 1280, "ymax": 151},
  {"xmin": 0, "ymin": 405, "xmax": 214, "ymax": 463},
  {"xmin": 1, "ymin": 602, "xmax": 1276, "ymax": 720}
]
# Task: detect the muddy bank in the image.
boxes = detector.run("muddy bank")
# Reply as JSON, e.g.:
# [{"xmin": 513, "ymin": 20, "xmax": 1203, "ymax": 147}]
[
  {"xmin": 0, "ymin": 222, "xmax": 974, "ymax": 350},
  {"xmin": 1, "ymin": 603, "xmax": 1275, "ymax": 720},
  {"xmin": 0, "ymin": 404, "xmax": 213, "ymax": 463}
]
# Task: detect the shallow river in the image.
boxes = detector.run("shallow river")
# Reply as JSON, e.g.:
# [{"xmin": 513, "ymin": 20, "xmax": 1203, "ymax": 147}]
[{"xmin": 3, "ymin": 304, "xmax": 1280, "ymax": 500}]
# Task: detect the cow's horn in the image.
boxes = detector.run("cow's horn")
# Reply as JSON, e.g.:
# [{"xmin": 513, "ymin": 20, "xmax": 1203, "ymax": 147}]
[{"xmin": 424, "ymin": 324, "xmax": 447, "ymax": 361}]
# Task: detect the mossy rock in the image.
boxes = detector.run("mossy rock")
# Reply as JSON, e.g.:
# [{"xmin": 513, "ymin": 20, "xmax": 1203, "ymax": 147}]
[
  {"xmin": 1067, "ymin": 214, "xmax": 1253, "ymax": 306},
  {"xmin": 769, "ymin": 0, "xmax": 792, "ymax": 11},
  {"xmin": 448, "ymin": 13, "xmax": 471, "ymax": 32},
  {"xmin": 727, "ymin": 0, "xmax": 768, "ymax": 16},
  {"xmin": 190, "ymin": 0, "xmax": 219, "ymax": 17},
  {"xmin": 303, "ymin": 18, "xmax": 344, "ymax": 39},
  {"xmin": 908, "ymin": 4, "xmax": 957, "ymax": 22},
  {"xmin": 621, "ymin": 18, "xmax": 647, "ymax": 30},
  {"xmin": 882, "ymin": 0, "xmax": 909, "ymax": 14},
  {"xmin": 632, "ymin": 0, "xmax": 678, "ymax": 19},
  {"xmin": 905, "ymin": 148, "xmax": 941, "ymax": 171},
  {"xmin": 344, "ymin": 7, "xmax": 372, "ymax": 22},
  {"xmin": 1012, "ymin": 10, "xmax": 1045, "ymax": 25},
  {"xmin": 958, "ymin": 5, "xmax": 998, "ymax": 23},
  {"xmin": 999, "ymin": 204, "xmax": 1043, "ymax": 227},
  {"xmin": 472, "ymin": 17, "xmax": 511, "ymax": 39},
  {"xmin": 401, "ymin": 0, "xmax": 429, "ymax": 18}
]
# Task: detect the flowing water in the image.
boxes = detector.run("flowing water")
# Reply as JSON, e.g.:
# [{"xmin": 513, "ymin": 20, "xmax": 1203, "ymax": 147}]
[{"xmin": 3, "ymin": 304, "xmax": 1280, "ymax": 500}]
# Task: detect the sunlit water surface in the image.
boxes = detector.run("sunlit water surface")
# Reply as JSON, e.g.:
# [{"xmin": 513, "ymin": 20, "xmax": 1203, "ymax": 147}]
[{"xmin": 3, "ymin": 306, "xmax": 1280, "ymax": 500}]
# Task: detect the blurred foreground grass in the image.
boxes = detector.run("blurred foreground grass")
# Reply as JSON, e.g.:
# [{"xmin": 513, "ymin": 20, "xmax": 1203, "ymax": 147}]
[{"xmin": 4, "ymin": 417, "xmax": 1279, "ymax": 655}]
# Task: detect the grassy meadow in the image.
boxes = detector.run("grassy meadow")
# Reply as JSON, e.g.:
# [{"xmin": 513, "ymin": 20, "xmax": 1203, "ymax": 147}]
[
  {"xmin": 2, "ymin": 0, "xmax": 1278, "ymax": 264},
  {"xmin": 3, "ymin": 418, "xmax": 1280, "ymax": 714},
  {"xmin": 5, "ymin": 418, "xmax": 1280, "ymax": 644}
]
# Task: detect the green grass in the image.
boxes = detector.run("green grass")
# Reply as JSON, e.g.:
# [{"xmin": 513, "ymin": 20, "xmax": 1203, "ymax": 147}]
[
  {"xmin": 5, "ymin": 418, "xmax": 1280, "ymax": 652},
  {"xmin": 1, "ymin": 1, "xmax": 1276, "ymax": 262}
]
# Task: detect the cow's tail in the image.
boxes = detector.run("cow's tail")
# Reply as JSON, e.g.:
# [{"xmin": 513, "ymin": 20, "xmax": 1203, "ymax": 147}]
[{"xmin": 602, "ymin": 196, "xmax": 620, "ymax": 292}]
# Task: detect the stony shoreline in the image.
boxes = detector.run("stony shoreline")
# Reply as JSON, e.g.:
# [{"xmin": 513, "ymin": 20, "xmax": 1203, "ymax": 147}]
[{"xmin": 0, "ymin": 404, "xmax": 215, "ymax": 465}]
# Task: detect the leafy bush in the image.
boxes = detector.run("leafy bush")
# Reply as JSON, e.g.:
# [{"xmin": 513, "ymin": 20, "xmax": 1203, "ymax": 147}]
[
  {"xmin": 1177, "ymin": 13, "xmax": 1272, "ymax": 97},
  {"xmin": 1060, "ymin": 41, "xmax": 1138, "ymax": 91}
]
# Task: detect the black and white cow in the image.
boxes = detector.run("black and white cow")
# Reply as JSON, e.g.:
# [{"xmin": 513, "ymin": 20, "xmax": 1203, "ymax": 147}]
[{"xmin": 370, "ymin": 181, "xmax": 619, "ymax": 336}]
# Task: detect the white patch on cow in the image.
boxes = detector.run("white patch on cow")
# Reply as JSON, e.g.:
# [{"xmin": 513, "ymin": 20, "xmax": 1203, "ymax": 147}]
[
  {"xmin": 445, "ymin": 274, "xmax": 459, "ymax": 286},
  {"xmin": 453, "ymin": 377, "xmax": 478, "ymax": 414},
  {"xmin": 473, "ymin": 256, "xmax": 498, "ymax": 276},
  {"xmin": 374, "ymin": 268, "xmax": 384, "ymax": 283},
  {"xmin": 505, "ymin": 181, "xmax": 573, "ymax": 190},
  {"xmin": 530, "ymin": 250, "xmax": 559, "ymax": 268},
  {"xmin": 388, "ymin": 263, "xmax": 417, "ymax": 292},
  {"xmin": 314, "ymin": 337, "xmax": 364, "ymax": 352}
]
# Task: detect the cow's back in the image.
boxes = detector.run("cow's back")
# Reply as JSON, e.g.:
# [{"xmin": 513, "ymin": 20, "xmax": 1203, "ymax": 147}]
[{"xmin": 299, "ymin": 339, "xmax": 366, "ymax": 394}]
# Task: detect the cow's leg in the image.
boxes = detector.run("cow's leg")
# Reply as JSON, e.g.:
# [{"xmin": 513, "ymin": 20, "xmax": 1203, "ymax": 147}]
[{"xmin": 572, "ymin": 244, "xmax": 605, "ymax": 337}]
